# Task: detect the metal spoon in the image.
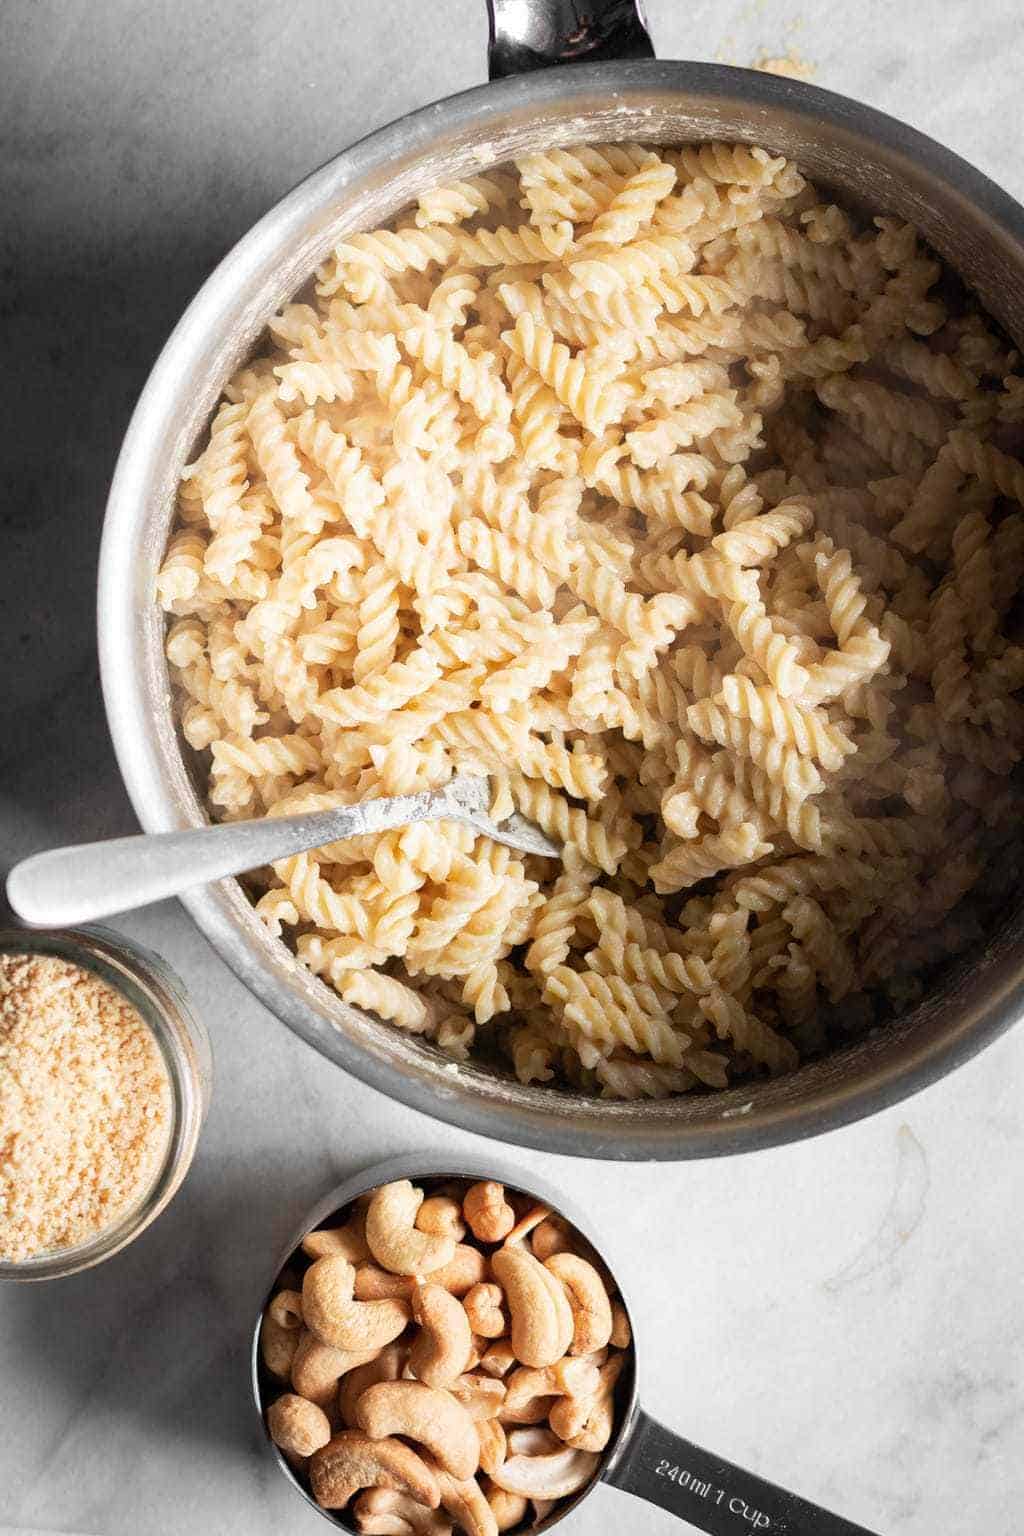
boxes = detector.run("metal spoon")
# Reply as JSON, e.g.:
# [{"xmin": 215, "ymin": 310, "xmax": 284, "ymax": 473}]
[{"xmin": 5, "ymin": 775, "xmax": 560, "ymax": 929}]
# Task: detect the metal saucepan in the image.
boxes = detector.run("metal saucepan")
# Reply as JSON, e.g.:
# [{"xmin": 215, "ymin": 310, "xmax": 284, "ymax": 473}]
[
  {"xmin": 253, "ymin": 1153, "xmax": 880, "ymax": 1535},
  {"xmin": 97, "ymin": 0, "xmax": 1024, "ymax": 1159}
]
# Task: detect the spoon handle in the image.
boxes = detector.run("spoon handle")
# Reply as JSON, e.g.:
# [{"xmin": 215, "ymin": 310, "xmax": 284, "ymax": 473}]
[
  {"xmin": 606, "ymin": 1408, "xmax": 880, "ymax": 1536},
  {"xmin": 5, "ymin": 788, "xmax": 469, "ymax": 928}
]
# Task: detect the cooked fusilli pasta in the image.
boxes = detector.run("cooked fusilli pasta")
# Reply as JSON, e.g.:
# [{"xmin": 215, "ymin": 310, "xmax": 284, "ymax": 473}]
[{"xmin": 157, "ymin": 139, "xmax": 1024, "ymax": 1104}]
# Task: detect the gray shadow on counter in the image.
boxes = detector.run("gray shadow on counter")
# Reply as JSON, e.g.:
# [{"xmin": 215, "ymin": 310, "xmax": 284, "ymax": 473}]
[
  {"xmin": 0, "ymin": 242, "xmax": 235, "ymax": 887},
  {"xmin": 0, "ymin": 1143, "xmax": 375, "ymax": 1465}
]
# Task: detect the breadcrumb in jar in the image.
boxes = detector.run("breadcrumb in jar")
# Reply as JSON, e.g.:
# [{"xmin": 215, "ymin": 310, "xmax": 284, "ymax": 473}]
[{"xmin": 0, "ymin": 951, "xmax": 172, "ymax": 1263}]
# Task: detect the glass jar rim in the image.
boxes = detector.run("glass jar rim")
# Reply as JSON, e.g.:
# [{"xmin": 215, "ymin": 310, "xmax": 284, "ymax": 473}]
[{"xmin": 0, "ymin": 925, "xmax": 207, "ymax": 1281}]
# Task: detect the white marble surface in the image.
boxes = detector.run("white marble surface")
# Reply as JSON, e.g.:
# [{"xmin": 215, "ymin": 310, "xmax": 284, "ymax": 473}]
[{"xmin": 1, "ymin": 1, "xmax": 1024, "ymax": 1532}]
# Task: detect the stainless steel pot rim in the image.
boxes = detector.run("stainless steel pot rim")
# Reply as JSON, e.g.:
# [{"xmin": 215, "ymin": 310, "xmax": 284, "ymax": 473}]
[{"xmin": 99, "ymin": 58, "xmax": 1024, "ymax": 1161}]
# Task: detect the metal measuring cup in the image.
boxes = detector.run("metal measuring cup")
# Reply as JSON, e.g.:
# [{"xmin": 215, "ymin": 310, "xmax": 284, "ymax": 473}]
[{"xmin": 252, "ymin": 1154, "xmax": 879, "ymax": 1535}]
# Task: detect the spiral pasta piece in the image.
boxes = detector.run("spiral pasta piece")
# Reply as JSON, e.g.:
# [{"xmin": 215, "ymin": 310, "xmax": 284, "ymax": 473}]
[
  {"xmin": 455, "ymin": 518, "xmax": 557, "ymax": 607},
  {"xmin": 726, "ymin": 601, "xmax": 810, "ymax": 698},
  {"xmin": 582, "ymin": 437, "xmax": 716, "ymax": 532},
  {"xmin": 401, "ymin": 324, "xmax": 511, "ymax": 425},
  {"xmin": 782, "ymin": 897, "xmax": 856, "ymax": 1003},
  {"xmin": 800, "ymin": 627, "xmax": 891, "ymax": 706},
  {"xmin": 712, "ymin": 500, "xmax": 814, "ymax": 566},
  {"xmin": 579, "ymin": 157, "xmax": 677, "ymax": 247},
  {"xmin": 813, "ymin": 545, "xmax": 869, "ymax": 648},
  {"xmin": 501, "ymin": 314, "xmax": 624, "ymax": 434},
  {"xmin": 316, "ymin": 649, "xmax": 440, "ymax": 726},
  {"xmin": 717, "ymin": 675, "xmax": 855, "ymax": 771},
  {"xmin": 625, "ymin": 393, "xmax": 744, "ymax": 469},
  {"xmin": 596, "ymin": 931, "xmax": 714, "ymax": 995},
  {"xmin": 481, "ymin": 619, "xmax": 595, "ymax": 713},
  {"xmin": 508, "ymin": 774, "xmax": 628, "ymax": 875},
  {"xmin": 650, "ymin": 823, "xmax": 771, "ymax": 894},
  {"xmin": 415, "ymin": 171, "xmax": 519, "ymax": 227},
  {"xmin": 352, "ymin": 567, "xmax": 401, "ymax": 684},
  {"xmin": 676, "ymin": 142, "xmax": 786, "ymax": 187},
  {"xmin": 543, "ymin": 966, "xmax": 688, "ymax": 1067},
  {"xmin": 698, "ymin": 988, "xmax": 798, "ymax": 1075},
  {"xmin": 595, "ymin": 1058, "xmax": 698, "ymax": 1098},
  {"xmin": 569, "ymin": 555, "xmax": 694, "ymax": 658},
  {"xmin": 946, "ymin": 428, "xmax": 1024, "ymax": 506},
  {"xmin": 523, "ymin": 857, "xmax": 597, "ymax": 976},
  {"xmin": 292, "ymin": 411, "xmax": 385, "ymax": 539},
  {"xmin": 336, "ymin": 970, "xmax": 429, "ymax": 1031},
  {"xmin": 928, "ymin": 583, "xmax": 971, "ymax": 723},
  {"xmin": 506, "ymin": 355, "xmax": 566, "ymax": 469},
  {"xmin": 156, "ymin": 531, "xmax": 207, "ymax": 607},
  {"xmin": 687, "ymin": 698, "xmax": 823, "ymax": 799},
  {"xmin": 542, "ymin": 268, "xmax": 663, "ymax": 334}
]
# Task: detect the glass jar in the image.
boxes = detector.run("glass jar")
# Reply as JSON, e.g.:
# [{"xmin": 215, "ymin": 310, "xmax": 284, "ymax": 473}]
[{"xmin": 0, "ymin": 925, "xmax": 212, "ymax": 1281}]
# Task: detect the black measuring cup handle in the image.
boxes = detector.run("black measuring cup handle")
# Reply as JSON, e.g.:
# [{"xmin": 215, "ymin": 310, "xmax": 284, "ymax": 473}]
[{"xmin": 605, "ymin": 1408, "xmax": 882, "ymax": 1536}]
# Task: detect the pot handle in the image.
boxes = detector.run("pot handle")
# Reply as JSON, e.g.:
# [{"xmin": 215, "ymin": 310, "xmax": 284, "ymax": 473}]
[
  {"xmin": 604, "ymin": 1408, "xmax": 881, "ymax": 1536},
  {"xmin": 486, "ymin": 0, "xmax": 654, "ymax": 79}
]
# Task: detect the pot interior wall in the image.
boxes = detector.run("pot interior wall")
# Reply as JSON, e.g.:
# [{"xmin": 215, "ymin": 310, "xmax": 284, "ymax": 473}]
[{"xmin": 124, "ymin": 71, "xmax": 1024, "ymax": 1155}]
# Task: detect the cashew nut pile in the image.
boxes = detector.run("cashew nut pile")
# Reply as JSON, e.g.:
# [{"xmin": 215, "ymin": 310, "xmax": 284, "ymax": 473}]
[{"xmin": 259, "ymin": 1177, "xmax": 633, "ymax": 1534}]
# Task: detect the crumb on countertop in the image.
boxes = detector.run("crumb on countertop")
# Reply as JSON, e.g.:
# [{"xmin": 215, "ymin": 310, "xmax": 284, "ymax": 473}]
[{"xmin": 753, "ymin": 47, "xmax": 816, "ymax": 80}]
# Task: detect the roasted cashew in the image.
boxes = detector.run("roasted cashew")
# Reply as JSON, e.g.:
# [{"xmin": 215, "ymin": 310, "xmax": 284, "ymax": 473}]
[
  {"xmin": 339, "ymin": 1341, "xmax": 406, "ymax": 1428},
  {"xmin": 463, "ymin": 1283, "xmax": 507, "ymax": 1339},
  {"xmin": 302, "ymin": 1211, "xmax": 370, "ymax": 1264},
  {"xmin": 501, "ymin": 1204, "xmax": 552, "ymax": 1248},
  {"xmin": 353, "ymin": 1488, "xmax": 453, "ymax": 1536},
  {"xmin": 434, "ymin": 1467, "xmax": 499, "ymax": 1536},
  {"xmin": 366, "ymin": 1181, "xmax": 457, "ymax": 1277},
  {"xmin": 551, "ymin": 1351, "xmax": 626, "ymax": 1453},
  {"xmin": 489, "ymin": 1440, "xmax": 600, "ymax": 1500},
  {"xmin": 609, "ymin": 1301, "xmax": 631, "ymax": 1349},
  {"xmin": 408, "ymin": 1282, "xmax": 473, "ymax": 1389},
  {"xmin": 303, "ymin": 1256, "xmax": 410, "ymax": 1352},
  {"xmin": 479, "ymin": 1340, "xmax": 518, "ymax": 1378},
  {"xmin": 462, "ymin": 1182, "xmax": 515, "ymax": 1244},
  {"xmin": 309, "ymin": 1430, "xmax": 440, "ymax": 1512},
  {"xmin": 506, "ymin": 1427, "xmax": 560, "ymax": 1455},
  {"xmin": 498, "ymin": 1395, "xmax": 551, "ymax": 1427},
  {"xmin": 476, "ymin": 1418, "xmax": 507, "ymax": 1476},
  {"xmin": 434, "ymin": 1245, "xmax": 487, "ymax": 1296},
  {"xmin": 416, "ymin": 1195, "xmax": 466, "ymax": 1242},
  {"xmin": 268, "ymin": 1289, "xmax": 304, "ymax": 1332},
  {"xmin": 491, "ymin": 1247, "xmax": 573, "ymax": 1368},
  {"xmin": 501, "ymin": 1358, "xmax": 600, "ymax": 1425},
  {"xmin": 356, "ymin": 1245, "xmax": 485, "ymax": 1302},
  {"xmin": 448, "ymin": 1372, "xmax": 507, "ymax": 1421},
  {"xmin": 529, "ymin": 1216, "xmax": 573, "ymax": 1263},
  {"xmin": 354, "ymin": 1264, "xmax": 414, "ymax": 1301},
  {"xmin": 261, "ymin": 1312, "xmax": 301, "ymax": 1382},
  {"xmin": 465, "ymin": 1334, "xmax": 487, "ymax": 1372},
  {"xmin": 267, "ymin": 1392, "xmax": 332, "ymax": 1458},
  {"xmin": 484, "ymin": 1484, "xmax": 527, "ymax": 1533},
  {"xmin": 544, "ymin": 1253, "xmax": 613, "ymax": 1357},
  {"xmin": 292, "ymin": 1331, "xmax": 382, "ymax": 1412},
  {"xmin": 356, "ymin": 1380, "xmax": 480, "ymax": 1481},
  {"xmin": 539, "ymin": 1266, "xmax": 575, "ymax": 1359}
]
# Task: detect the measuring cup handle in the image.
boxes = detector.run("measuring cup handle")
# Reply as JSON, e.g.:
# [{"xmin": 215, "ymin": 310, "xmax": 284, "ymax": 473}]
[
  {"xmin": 486, "ymin": 0, "xmax": 655, "ymax": 79},
  {"xmin": 604, "ymin": 1408, "xmax": 881, "ymax": 1536}
]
